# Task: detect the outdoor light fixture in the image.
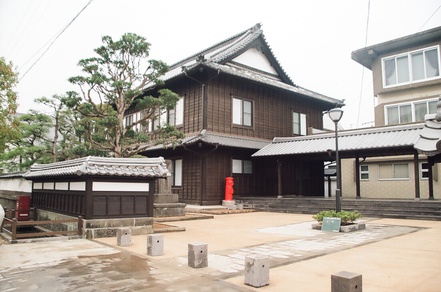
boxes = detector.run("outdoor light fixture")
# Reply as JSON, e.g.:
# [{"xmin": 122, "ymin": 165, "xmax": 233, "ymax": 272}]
[
  {"xmin": 328, "ymin": 107, "xmax": 344, "ymax": 212},
  {"xmin": 328, "ymin": 108, "xmax": 344, "ymax": 123}
]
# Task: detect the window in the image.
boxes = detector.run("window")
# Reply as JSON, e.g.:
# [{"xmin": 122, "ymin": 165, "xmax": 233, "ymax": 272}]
[
  {"xmin": 233, "ymin": 97, "xmax": 253, "ymax": 126},
  {"xmin": 124, "ymin": 112, "xmax": 142, "ymax": 131},
  {"xmin": 171, "ymin": 159, "xmax": 183, "ymax": 186},
  {"xmin": 383, "ymin": 46, "xmax": 440, "ymax": 87},
  {"xmin": 293, "ymin": 112, "xmax": 307, "ymax": 135},
  {"xmin": 385, "ymin": 99, "xmax": 438, "ymax": 125},
  {"xmin": 421, "ymin": 162, "xmax": 430, "ymax": 179},
  {"xmin": 152, "ymin": 97, "xmax": 184, "ymax": 130},
  {"xmin": 360, "ymin": 165, "xmax": 369, "ymax": 180},
  {"xmin": 169, "ymin": 97, "xmax": 184, "ymax": 126},
  {"xmin": 232, "ymin": 159, "xmax": 252, "ymax": 174},
  {"xmin": 379, "ymin": 163, "xmax": 409, "ymax": 180}
]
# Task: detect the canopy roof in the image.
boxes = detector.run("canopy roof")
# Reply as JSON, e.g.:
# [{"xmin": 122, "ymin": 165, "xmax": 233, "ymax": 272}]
[{"xmin": 253, "ymin": 123, "xmax": 424, "ymax": 159}]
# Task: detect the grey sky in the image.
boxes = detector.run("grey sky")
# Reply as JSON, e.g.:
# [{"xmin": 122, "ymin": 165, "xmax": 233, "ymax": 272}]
[{"xmin": 1, "ymin": 0, "xmax": 441, "ymax": 129}]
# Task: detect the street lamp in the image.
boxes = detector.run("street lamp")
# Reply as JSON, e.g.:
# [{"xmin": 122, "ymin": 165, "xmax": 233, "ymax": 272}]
[{"xmin": 328, "ymin": 108, "xmax": 344, "ymax": 212}]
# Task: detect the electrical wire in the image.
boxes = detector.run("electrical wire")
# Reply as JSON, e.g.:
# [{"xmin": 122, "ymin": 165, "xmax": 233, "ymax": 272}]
[
  {"xmin": 419, "ymin": 3, "xmax": 441, "ymax": 31},
  {"xmin": 19, "ymin": 0, "xmax": 93, "ymax": 81},
  {"xmin": 356, "ymin": 0, "xmax": 371, "ymax": 128}
]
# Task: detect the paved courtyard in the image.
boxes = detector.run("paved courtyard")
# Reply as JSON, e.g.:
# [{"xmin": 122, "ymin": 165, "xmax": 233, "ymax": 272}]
[{"xmin": 1, "ymin": 212, "xmax": 440, "ymax": 291}]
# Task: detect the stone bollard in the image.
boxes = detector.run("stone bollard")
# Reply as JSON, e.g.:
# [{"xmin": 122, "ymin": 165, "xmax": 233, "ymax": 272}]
[
  {"xmin": 188, "ymin": 243, "xmax": 208, "ymax": 268},
  {"xmin": 244, "ymin": 255, "xmax": 270, "ymax": 288},
  {"xmin": 147, "ymin": 234, "xmax": 164, "ymax": 256},
  {"xmin": 331, "ymin": 271, "xmax": 362, "ymax": 292},
  {"xmin": 117, "ymin": 228, "xmax": 131, "ymax": 247}
]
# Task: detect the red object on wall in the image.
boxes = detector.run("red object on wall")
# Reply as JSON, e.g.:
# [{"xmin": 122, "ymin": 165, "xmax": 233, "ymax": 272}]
[
  {"xmin": 225, "ymin": 177, "xmax": 234, "ymax": 201},
  {"xmin": 15, "ymin": 196, "xmax": 30, "ymax": 221}
]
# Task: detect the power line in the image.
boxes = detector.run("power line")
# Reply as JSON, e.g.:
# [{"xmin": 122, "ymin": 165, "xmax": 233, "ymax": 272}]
[
  {"xmin": 418, "ymin": 3, "xmax": 441, "ymax": 31},
  {"xmin": 19, "ymin": 0, "xmax": 93, "ymax": 82},
  {"xmin": 356, "ymin": 0, "xmax": 371, "ymax": 128}
]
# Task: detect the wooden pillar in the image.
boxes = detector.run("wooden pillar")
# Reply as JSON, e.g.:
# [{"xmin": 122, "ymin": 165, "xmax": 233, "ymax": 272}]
[
  {"xmin": 428, "ymin": 157, "xmax": 434, "ymax": 200},
  {"xmin": 413, "ymin": 152, "xmax": 420, "ymax": 200},
  {"xmin": 148, "ymin": 180, "xmax": 155, "ymax": 216},
  {"xmin": 327, "ymin": 176, "xmax": 332, "ymax": 197},
  {"xmin": 355, "ymin": 156, "xmax": 361, "ymax": 199},
  {"xmin": 277, "ymin": 159, "xmax": 282, "ymax": 196}
]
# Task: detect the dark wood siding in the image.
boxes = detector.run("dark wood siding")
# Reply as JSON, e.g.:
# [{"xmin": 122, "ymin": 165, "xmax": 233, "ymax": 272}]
[{"xmin": 205, "ymin": 74, "xmax": 326, "ymax": 139}]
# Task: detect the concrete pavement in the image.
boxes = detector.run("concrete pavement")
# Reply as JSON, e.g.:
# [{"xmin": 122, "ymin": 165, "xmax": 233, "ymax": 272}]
[{"xmin": 1, "ymin": 211, "xmax": 441, "ymax": 291}]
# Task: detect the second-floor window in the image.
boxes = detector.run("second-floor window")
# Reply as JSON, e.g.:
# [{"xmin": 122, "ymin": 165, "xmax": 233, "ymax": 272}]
[
  {"xmin": 233, "ymin": 97, "xmax": 253, "ymax": 127},
  {"xmin": 168, "ymin": 97, "xmax": 184, "ymax": 126},
  {"xmin": 383, "ymin": 46, "xmax": 440, "ymax": 87},
  {"xmin": 293, "ymin": 112, "xmax": 307, "ymax": 135},
  {"xmin": 385, "ymin": 98, "xmax": 437, "ymax": 125},
  {"xmin": 131, "ymin": 97, "xmax": 184, "ymax": 133}
]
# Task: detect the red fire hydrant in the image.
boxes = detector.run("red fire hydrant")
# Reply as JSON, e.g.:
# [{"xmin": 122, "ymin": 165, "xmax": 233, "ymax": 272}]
[{"xmin": 225, "ymin": 177, "xmax": 234, "ymax": 201}]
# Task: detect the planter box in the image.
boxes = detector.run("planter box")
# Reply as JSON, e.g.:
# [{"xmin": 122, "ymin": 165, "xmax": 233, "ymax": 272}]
[{"xmin": 312, "ymin": 222, "xmax": 366, "ymax": 233}]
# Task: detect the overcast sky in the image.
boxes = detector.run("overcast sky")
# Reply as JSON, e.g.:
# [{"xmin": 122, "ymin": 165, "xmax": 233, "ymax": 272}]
[{"xmin": 1, "ymin": 0, "xmax": 441, "ymax": 129}]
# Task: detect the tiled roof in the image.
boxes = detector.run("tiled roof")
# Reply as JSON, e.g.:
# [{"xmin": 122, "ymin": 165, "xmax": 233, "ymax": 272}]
[
  {"xmin": 143, "ymin": 130, "xmax": 270, "ymax": 152},
  {"xmin": 200, "ymin": 62, "xmax": 339, "ymax": 105},
  {"xmin": 24, "ymin": 156, "xmax": 170, "ymax": 179},
  {"xmin": 253, "ymin": 123, "xmax": 424, "ymax": 157},
  {"xmin": 414, "ymin": 114, "xmax": 441, "ymax": 156},
  {"xmin": 160, "ymin": 23, "xmax": 343, "ymax": 107},
  {"xmin": 184, "ymin": 130, "xmax": 270, "ymax": 150}
]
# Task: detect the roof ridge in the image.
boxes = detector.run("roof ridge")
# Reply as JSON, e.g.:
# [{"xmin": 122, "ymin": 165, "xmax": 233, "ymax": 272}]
[
  {"xmin": 272, "ymin": 123, "xmax": 424, "ymax": 143},
  {"xmin": 168, "ymin": 24, "xmax": 260, "ymax": 70},
  {"xmin": 209, "ymin": 24, "xmax": 262, "ymax": 63}
]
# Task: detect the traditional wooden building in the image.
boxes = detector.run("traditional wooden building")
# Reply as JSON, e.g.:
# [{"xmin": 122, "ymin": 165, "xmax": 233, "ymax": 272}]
[{"xmin": 126, "ymin": 24, "xmax": 343, "ymax": 205}]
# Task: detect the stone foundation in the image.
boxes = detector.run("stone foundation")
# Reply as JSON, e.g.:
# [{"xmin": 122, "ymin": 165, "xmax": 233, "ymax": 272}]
[
  {"xmin": 82, "ymin": 217, "xmax": 153, "ymax": 239},
  {"xmin": 154, "ymin": 194, "xmax": 186, "ymax": 217}
]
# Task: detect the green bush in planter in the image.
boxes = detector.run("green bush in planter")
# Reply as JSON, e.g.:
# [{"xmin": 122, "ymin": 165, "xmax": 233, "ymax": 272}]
[{"xmin": 313, "ymin": 210, "xmax": 362, "ymax": 225}]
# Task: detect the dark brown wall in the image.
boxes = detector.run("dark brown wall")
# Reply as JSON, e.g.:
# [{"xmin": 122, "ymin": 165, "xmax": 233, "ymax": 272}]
[{"xmin": 168, "ymin": 72, "xmax": 327, "ymax": 138}]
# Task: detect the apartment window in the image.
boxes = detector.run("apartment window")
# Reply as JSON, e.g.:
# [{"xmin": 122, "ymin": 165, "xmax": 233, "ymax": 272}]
[
  {"xmin": 385, "ymin": 99, "xmax": 437, "ymax": 125},
  {"xmin": 383, "ymin": 46, "xmax": 440, "ymax": 87},
  {"xmin": 293, "ymin": 112, "xmax": 307, "ymax": 135},
  {"xmin": 379, "ymin": 163, "xmax": 409, "ymax": 180},
  {"xmin": 233, "ymin": 97, "xmax": 253, "ymax": 126},
  {"xmin": 171, "ymin": 159, "xmax": 183, "ymax": 187},
  {"xmin": 360, "ymin": 165, "xmax": 369, "ymax": 180},
  {"xmin": 232, "ymin": 159, "xmax": 252, "ymax": 174}
]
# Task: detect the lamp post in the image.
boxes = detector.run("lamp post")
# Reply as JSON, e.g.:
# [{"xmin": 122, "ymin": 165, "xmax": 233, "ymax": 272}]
[{"xmin": 328, "ymin": 108, "xmax": 344, "ymax": 212}]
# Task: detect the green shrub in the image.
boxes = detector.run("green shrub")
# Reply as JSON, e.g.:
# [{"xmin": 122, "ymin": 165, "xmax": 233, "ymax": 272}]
[{"xmin": 313, "ymin": 210, "xmax": 362, "ymax": 225}]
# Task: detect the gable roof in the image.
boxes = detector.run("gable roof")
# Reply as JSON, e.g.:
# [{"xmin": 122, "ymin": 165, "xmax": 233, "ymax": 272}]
[
  {"xmin": 161, "ymin": 23, "xmax": 343, "ymax": 107},
  {"xmin": 253, "ymin": 123, "xmax": 424, "ymax": 158},
  {"xmin": 164, "ymin": 23, "xmax": 293, "ymax": 84},
  {"xmin": 24, "ymin": 156, "xmax": 170, "ymax": 179},
  {"xmin": 352, "ymin": 26, "xmax": 441, "ymax": 69}
]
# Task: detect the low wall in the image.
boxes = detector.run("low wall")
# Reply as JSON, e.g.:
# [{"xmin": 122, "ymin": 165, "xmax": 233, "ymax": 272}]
[
  {"xmin": 36, "ymin": 209, "xmax": 153, "ymax": 239},
  {"xmin": 0, "ymin": 173, "xmax": 32, "ymax": 209}
]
